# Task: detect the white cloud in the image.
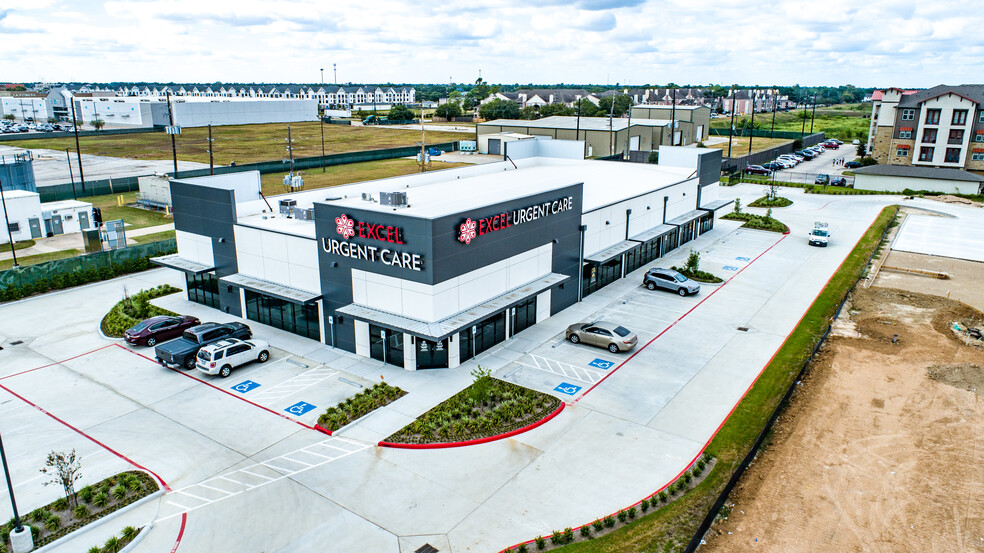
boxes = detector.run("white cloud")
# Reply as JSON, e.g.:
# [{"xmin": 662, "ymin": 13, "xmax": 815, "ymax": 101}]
[{"xmin": 0, "ymin": 0, "xmax": 980, "ymax": 87}]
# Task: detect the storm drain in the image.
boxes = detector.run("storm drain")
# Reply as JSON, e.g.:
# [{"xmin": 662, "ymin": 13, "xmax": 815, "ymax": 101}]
[
  {"xmin": 415, "ymin": 545, "xmax": 439, "ymax": 553},
  {"xmin": 737, "ymin": 327, "xmax": 749, "ymax": 332}
]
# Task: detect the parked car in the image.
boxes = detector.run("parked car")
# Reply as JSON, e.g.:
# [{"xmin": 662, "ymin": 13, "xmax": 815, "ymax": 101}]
[
  {"xmin": 830, "ymin": 176, "xmax": 849, "ymax": 186},
  {"xmin": 762, "ymin": 161, "xmax": 783, "ymax": 171},
  {"xmin": 844, "ymin": 160, "xmax": 862, "ymax": 169},
  {"xmin": 565, "ymin": 321, "xmax": 638, "ymax": 353},
  {"xmin": 831, "ymin": 139, "xmax": 844, "ymax": 145},
  {"xmin": 154, "ymin": 322, "xmax": 252, "ymax": 370},
  {"xmin": 124, "ymin": 315, "xmax": 201, "ymax": 347},
  {"xmin": 196, "ymin": 338, "xmax": 270, "ymax": 377},
  {"xmin": 814, "ymin": 174, "xmax": 830, "ymax": 185},
  {"xmin": 643, "ymin": 267, "xmax": 701, "ymax": 296},
  {"xmin": 852, "ymin": 139, "xmax": 861, "ymax": 145},
  {"xmin": 797, "ymin": 150, "xmax": 817, "ymax": 160},
  {"xmin": 744, "ymin": 165, "xmax": 771, "ymax": 176},
  {"xmin": 773, "ymin": 159, "xmax": 795, "ymax": 169}
]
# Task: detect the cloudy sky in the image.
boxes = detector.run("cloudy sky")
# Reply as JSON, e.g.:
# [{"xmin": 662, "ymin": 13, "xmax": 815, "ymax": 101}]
[{"xmin": 0, "ymin": 0, "xmax": 980, "ymax": 87}]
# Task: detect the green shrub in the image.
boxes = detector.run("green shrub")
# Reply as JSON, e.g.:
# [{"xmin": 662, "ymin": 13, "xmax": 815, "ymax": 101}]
[
  {"xmin": 697, "ymin": 458, "xmax": 706, "ymax": 472},
  {"xmin": 30, "ymin": 509, "xmax": 49, "ymax": 523},
  {"xmin": 100, "ymin": 285, "xmax": 181, "ymax": 337},
  {"xmin": 104, "ymin": 535, "xmax": 121, "ymax": 553},
  {"xmin": 517, "ymin": 544, "xmax": 528, "ymax": 553},
  {"xmin": 122, "ymin": 526, "xmax": 139, "ymax": 542},
  {"xmin": 627, "ymin": 506, "xmax": 637, "ymax": 519},
  {"xmin": 74, "ymin": 504, "xmax": 90, "ymax": 518},
  {"xmin": 550, "ymin": 530, "xmax": 562, "ymax": 545},
  {"xmin": 112, "ymin": 484, "xmax": 127, "ymax": 501},
  {"xmin": 88, "ymin": 547, "xmax": 101, "ymax": 553},
  {"xmin": 93, "ymin": 492, "xmax": 108, "ymax": 508},
  {"xmin": 563, "ymin": 527, "xmax": 574, "ymax": 543},
  {"xmin": 604, "ymin": 515, "xmax": 616, "ymax": 528},
  {"xmin": 580, "ymin": 525, "xmax": 591, "ymax": 538},
  {"xmin": 535, "ymin": 535, "xmax": 546, "ymax": 550},
  {"xmin": 44, "ymin": 515, "xmax": 60, "ymax": 531},
  {"xmin": 79, "ymin": 485, "xmax": 94, "ymax": 503},
  {"xmin": 592, "ymin": 519, "xmax": 604, "ymax": 531},
  {"xmin": 52, "ymin": 497, "xmax": 69, "ymax": 511},
  {"xmin": 683, "ymin": 472, "xmax": 692, "ymax": 484},
  {"xmin": 640, "ymin": 497, "xmax": 650, "ymax": 512},
  {"xmin": 616, "ymin": 510, "xmax": 627, "ymax": 523},
  {"xmin": 659, "ymin": 490, "xmax": 668, "ymax": 502}
]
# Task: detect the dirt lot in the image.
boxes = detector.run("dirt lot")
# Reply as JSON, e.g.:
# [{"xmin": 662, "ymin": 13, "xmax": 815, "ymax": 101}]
[
  {"xmin": 700, "ymin": 287, "xmax": 984, "ymax": 552},
  {"xmin": 875, "ymin": 251, "xmax": 984, "ymax": 312}
]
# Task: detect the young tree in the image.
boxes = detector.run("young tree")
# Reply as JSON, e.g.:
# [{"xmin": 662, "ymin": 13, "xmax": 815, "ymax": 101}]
[
  {"xmin": 92, "ymin": 119, "xmax": 106, "ymax": 131},
  {"xmin": 685, "ymin": 249, "xmax": 701, "ymax": 274},
  {"xmin": 3, "ymin": 114, "xmax": 15, "ymax": 121},
  {"xmin": 597, "ymin": 95, "xmax": 632, "ymax": 117},
  {"xmin": 41, "ymin": 449, "xmax": 83, "ymax": 507},
  {"xmin": 519, "ymin": 105, "xmax": 540, "ymax": 120},
  {"xmin": 575, "ymin": 98, "xmax": 601, "ymax": 117},
  {"xmin": 434, "ymin": 102, "xmax": 462, "ymax": 120},
  {"xmin": 387, "ymin": 104, "xmax": 415, "ymax": 121},
  {"xmin": 538, "ymin": 103, "xmax": 574, "ymax": 117},
  {"xmin": 733, "ymin": 197, "xmax": 741, "ymax": 214},
  {"xmin": 478, "ymin": 98, "xmax": 520, "ymax": 120}
]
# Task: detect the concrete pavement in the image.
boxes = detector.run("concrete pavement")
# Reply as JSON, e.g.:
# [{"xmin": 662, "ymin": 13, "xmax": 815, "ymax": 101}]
[{"xmin": 2, "ymin": 187, "xmax": 975, "ymax": 553}]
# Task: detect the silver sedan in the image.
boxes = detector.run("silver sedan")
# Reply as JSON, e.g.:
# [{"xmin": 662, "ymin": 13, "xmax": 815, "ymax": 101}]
[{"xmin": 565, "ymin": 321, "xmax": 638, "ymax": 353}]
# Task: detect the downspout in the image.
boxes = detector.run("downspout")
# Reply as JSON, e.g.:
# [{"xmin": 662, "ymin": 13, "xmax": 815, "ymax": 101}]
[{"xmin": 577, "ymin": 224, "xmax": 586, "ymax": 302}]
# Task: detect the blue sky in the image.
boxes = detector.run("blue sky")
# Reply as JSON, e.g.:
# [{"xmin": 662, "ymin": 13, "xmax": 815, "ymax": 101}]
[{"xmin": 0, "ymin": 0, "xmax": 980, "ymax": 87}]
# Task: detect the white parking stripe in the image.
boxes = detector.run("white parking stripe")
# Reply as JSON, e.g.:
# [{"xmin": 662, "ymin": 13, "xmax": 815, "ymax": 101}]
[
  {"xmin": 156, "ymin": 436, "xmax": 369, "ymax": 522},
  {"xmin": 250, "ymin": 366, "xmax": 339, "ymax": 406},
  {"xmin": 514, "ymin": 354, "xmax": 605, "ymax": 384}
]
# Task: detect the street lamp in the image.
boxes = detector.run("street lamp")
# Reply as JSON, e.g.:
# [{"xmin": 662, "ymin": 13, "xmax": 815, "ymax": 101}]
[
  {"xmin": 320, "ymin": 68, "xmax": 326, "ymax": 173},
  {"xmin": 1, "ymin": 431, "xmax": 33, "ymax": 552}
]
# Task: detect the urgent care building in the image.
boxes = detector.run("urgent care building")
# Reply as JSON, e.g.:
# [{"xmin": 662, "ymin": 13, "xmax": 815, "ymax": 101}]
[{"xmin": 153, "ymin": 141, "xmax": 727, "ymax": 370}]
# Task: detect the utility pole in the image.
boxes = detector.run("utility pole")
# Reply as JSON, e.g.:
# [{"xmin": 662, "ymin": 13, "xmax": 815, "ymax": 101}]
[
  {"xmin": 727, "ymin": 86, "xmax": 736, "ymax": 158},
  {"xmin": 0, "ymin": 176, "xmax": 19, "ymax": 267},
  {"xmin": 286, "ymin": 124, "xmax": 295, "ymax": 175},
  {"xmin": 608, "ymin": 94, "xmax": 615, "ymax": 156},
  {"xmin": 207, "ymin": 124, "xmax": 214, "ymax": 175},
  {"xmin": 770, "ymin": 88, "xmax": 778, "ymax": 139},
  {"xmin": 166, "ymin": 91, "xmax": 178, "ymax": 176},
  {"xmin": 66, "ymin": 148, "xmax": 77, "ymax": 200},
  {"xmin": 800, "ymin": 92, "xmax": 808, "ymax": 138},
  {"xmin": 810, "ymin": 92, "xmax": 818, "ymax": 134},
  {"xmin": 333, "ymin": 63, "xmax": 337, "ymax": 85},
  {"xmin": 670, "ymin": 86, "xmax": 677, "ymax": 145},
  {"xmin": 418, "ymin": 111, "xmax": 427, "ymax": 173},
  {"xmin": 748, "ymin": 93, "xmax": 756, "ymax": 155},
  {"xmin": 71, "ymin": 101, "xmax": 86, "ymax": 193},
  {"xmin": 320, "ymin": 68, "xmax": 326, "ymax": 172}
]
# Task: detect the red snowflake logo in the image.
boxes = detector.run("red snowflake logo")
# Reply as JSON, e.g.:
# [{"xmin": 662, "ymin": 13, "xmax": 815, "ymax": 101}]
[
  {"xmin": 458, "ymin": 218, "xmax": 477, "ymax": 244},
  {"xmin": 335, "ymin": 214, "xmax": 355, "ymax": 239}
]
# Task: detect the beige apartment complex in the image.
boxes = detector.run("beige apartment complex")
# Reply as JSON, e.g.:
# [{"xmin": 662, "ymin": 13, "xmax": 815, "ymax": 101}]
[{"xmin": 867, "ymin": 85, "xmax": 984, "ymax": 174}]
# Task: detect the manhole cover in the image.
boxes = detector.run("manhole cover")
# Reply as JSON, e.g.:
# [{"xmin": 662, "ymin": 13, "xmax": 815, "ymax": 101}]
[
  {"xmin": 415, "ymin": 545, "xmax": 439, "ymax": 553},
  {"xmin": 736, "ymin": 327, "xmax": 749, "ymax": 332}
]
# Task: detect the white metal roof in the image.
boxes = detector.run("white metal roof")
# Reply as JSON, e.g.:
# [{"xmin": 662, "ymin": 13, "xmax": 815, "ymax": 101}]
[{"xmin": 482, "ymin": 116, "xmax": 672, "ymax": 132}]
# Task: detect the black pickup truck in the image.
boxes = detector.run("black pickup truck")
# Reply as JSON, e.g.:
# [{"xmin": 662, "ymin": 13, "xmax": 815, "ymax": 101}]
[{"xmin": 154, "ymin": 322, "xmax": 252, "ymax": 370}]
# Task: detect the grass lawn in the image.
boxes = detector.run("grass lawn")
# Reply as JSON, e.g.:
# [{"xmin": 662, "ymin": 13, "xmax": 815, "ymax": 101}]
[
  {"xmin": 550, "ymin": 206, "xmax": 899, "ymax": 553},
  {"xmin": 711, "ymin": 104, "xmax": 870, "ymax": 142},
  {"xmin": 1, "ymin": 123, "xmax": 466, "ymax": 165},
  {"xmin": 706, "ymin": 137, "xmax": 791, "ymax": 156},
  {"xmin": 1, "ymin": 239, "xmax": 36, "ymax": 253},
  {"xmin": 0, "ymin": 249, "xmax": 81, "ymax": 271},
  {"xmin": 131, "ymin": 230, "xmax": 175, "ymax": 244},
  {"xmin": 259, "ymin": 158, "xmax": 471, "ymax": 197}
]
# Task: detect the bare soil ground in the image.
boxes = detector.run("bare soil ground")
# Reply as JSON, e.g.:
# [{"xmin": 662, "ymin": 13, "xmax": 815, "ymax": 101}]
[
  {"xmin": 700, "ymin": 287, "xmax": 984, "ymax": 553},
  {"xmin": 875, "ymin": 251, "xmax": 984, "ymax": 312}
]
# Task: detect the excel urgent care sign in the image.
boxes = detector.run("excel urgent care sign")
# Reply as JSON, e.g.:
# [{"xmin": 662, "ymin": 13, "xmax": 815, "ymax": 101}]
[
  {"xmin": 457, "ymin": 196, "xmax": 575, "ymax": 245},
  {"xmin": 322, "ymin": 214, "xmax": 423, "ymax": 271}
]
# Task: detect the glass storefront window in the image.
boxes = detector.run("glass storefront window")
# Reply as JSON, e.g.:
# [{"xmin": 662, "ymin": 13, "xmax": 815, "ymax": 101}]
[
  {"xmin": 186, "ymin": 272, "xmax": 219, "ymax": 308},
  {"xmin": 244, "ymin": 290, "xmax": 320, "ymax": 340},
  {"xmin": 459, "ymin": 312, "xmax": 507, "ymax": 362},
  {"xmin": 511, "ymin": 297, "xmax": 537, "ymax": 336},
  {"xmin": 369, "ymin": 324, "xmax": 404, "ymax": 367},
  {"xmin": 416, "ymin": 338, "xmax": 448, "ymax": 369}
]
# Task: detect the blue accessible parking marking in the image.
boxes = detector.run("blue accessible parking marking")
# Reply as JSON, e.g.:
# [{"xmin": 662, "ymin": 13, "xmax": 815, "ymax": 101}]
[
  {"xmin": 554, "ymin": 382, "xmax": 583, "ymax": 396},
  {"xmin": 588, "ymin": 358, "xmax": 615, "ymax": 370},
  {"xmin": 231, "ymin": 380, "xmax": 261, "ymax": 393},
  {"xmin": 723, "ymin": 265, "xmax": 739, "ymax": 271},
  {"xmin": 285, "ymin": 401, "xmax": 317, "ymax": 416},
  {"xmin": 736, "ymin": 256, "xmax": 751, "ymax": 262}
]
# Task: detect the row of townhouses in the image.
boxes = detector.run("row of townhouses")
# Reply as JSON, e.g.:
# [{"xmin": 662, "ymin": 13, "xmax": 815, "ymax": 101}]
[
  {"xmin": 480, "ymin": 87, "xmax": 793, "ymax": 115},
  {"xmin": 866, "ymin": 85, "xmax": 984, "ymax": 174}
]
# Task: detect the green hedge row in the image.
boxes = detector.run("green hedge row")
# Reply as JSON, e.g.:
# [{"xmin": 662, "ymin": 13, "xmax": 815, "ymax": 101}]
[{"xmin": 0, "ymin": 254, "xmax": 173, "ymax": 304}]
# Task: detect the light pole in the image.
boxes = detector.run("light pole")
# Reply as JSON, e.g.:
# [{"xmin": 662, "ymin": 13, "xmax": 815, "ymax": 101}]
[
  {"xmin": 0, "ymin": 176, "xmax": 19, "ymax": 267},
  {"xmin": 1, "ymin": 430, "xmax": 32, "ymax": 552},
  {"xmin": 71, "ymin": 101, "xmax": 86, "ymax": 193},
  {"xmin": 727, "ymin": 87, "xmax": 736, "ymax": 158},
  {"xmin": 320, "ymin": 68, "xmax": 326, "ymax": 172},
  {"xmin": 810, "ymin": 92, "xmax": 818, "ymax": 134},
  {"xmin": 333, "ymin": 63, "xmax": 337, "ymax": 85}
]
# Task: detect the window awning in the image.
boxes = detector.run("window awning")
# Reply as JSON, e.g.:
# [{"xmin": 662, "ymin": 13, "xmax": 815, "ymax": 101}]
[
  {"xmin": 585, "ymin": 240, "xmax": 640, "ymax": 264},
  {"xmin": 220, "ymin": 273, "xmax": 322, "ymax": 304},
  {"xmin": 666, "ymin": 209, "xmax": 705, "ymax": 226},
  {"xmin": 336, "ymin": 273, "xmax": 569, "ymax": 342},
  {"xmin": 630, "ymin": 224, "xmax": 677, "ymax": 244},
  {"xmin": 150, "ymin": 254, "xmax": 214, "ymax": 275},
  {"xmin": 699, "ymin": 199, "xmax": 735, "ymax": 212}
]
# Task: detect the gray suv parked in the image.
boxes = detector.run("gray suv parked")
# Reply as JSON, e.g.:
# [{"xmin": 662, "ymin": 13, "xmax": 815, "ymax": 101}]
[{"xmin": 643, "ymin": 268, "xmax": 700, "ymax": 296}]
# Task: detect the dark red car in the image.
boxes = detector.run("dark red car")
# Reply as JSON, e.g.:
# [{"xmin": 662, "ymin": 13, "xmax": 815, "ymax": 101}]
[
  {"xmin": 744, "ymin": 165, "xmax": 771, "ymax": 176},
  {"xmin": 124, "ymin": 315, "xmax": 201, "ymax": 347}
]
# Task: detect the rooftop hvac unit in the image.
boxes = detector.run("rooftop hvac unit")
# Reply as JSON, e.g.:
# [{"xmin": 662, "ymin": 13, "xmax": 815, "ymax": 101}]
[
  {"xmin": 361, "ymin": 192, "xmax": 374, "ymax": 202},
  {"xmin": 279, "ymin": 199, "xmax": 296, "ymax": 215},
  {"xmin": 292, "ymin": 207, "xmax": 315, "ymax": 221},
  {"xmin": 379, "ymin": 191, "xmax": 408, "ymax": 207},
  {"xmin": 283, "ymin": 174, "xmax": 303, "ymax": 190}
]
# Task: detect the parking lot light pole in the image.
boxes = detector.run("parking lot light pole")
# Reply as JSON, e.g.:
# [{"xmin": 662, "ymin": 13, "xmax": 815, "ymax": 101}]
[
  {"xmin": 320, "ymin": 69, "xmax": 326, "ymax": 173},
  {"xmin": 727, "ymin": 87, "xmax": 736, "ymax": 158},
  {"xmin": 810, "ymin": 92, "xmax": 818, "ymax": 134},
  {"xmin": 1, "ymin": 430, "xmax": 32, "ymax": 552},
  {"xmin": 71, "ymin": 102, "xmax": 86, "ymax": 193}
]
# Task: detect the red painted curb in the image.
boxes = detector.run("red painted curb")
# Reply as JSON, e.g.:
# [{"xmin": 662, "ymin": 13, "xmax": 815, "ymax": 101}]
[
  {"xmin": 169, "ymin": 513, "xmax": 188, "ymax": 553},
  {"xmin": 313, "ymin": 424, "xmax": 333, "ymax": 436},
  {"xmin": 0, "ymin": 381, "xmax": 171, "ymax": 492},
  {"xmin": 378, "ymin": 402, "xmax": 566, "ymax": 450},
  {"xmin": 114, "ymin": 344, "xmax": 317, "ymax": 432}
]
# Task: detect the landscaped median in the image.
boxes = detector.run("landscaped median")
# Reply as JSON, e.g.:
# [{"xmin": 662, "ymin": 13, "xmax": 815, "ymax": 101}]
[
  {"xmin": 315, "ymin": 382, "xmax": 407, "ymax": 435},
  {"xmin": 505, "ymin": 205, "xmax": 901, "ymax": 553},
  {"xmin": 380, "ymin": 368, "xmax": 563, "ymax": 448},
  {"xmin": 721, "ymin": 200, "xmax": 789, "ymax": 234},
  {"xmin": 100, "ymin": 285, "xmax": 181, "ymax": 337}
]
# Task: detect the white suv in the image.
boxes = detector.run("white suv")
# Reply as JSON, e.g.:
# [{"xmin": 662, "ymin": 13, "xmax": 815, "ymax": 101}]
[{"xmin": 196, "ymin": 338, "xmax": 270, "ymax": 377}]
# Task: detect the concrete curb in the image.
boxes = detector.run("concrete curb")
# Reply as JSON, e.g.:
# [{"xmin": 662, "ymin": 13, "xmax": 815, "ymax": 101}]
[
  {"xmin": 378, "ymin": 402, "xmax": 565, "ymax": 450},
  {"xmin": 118, "ymin": 523, "xmax": 152, "ymax": 553},
  {"xmin": 32, "ymin": 489, "xmax": 163, "ymax": 553}
]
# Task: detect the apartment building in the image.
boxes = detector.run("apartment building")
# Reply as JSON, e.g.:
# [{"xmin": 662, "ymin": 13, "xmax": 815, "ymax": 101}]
[{"xmin": 867, "ymin": 85, "xmax": 984, "ymax": 174}]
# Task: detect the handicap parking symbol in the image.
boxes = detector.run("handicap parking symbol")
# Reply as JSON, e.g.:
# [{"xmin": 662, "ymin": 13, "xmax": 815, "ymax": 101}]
[
  {"xmin": 588, "ymin": 358, "xmax": 615, "ymax": 370},
  {"xmin": 285, "ymin": 401, "xmax": 317, "ymax": 416},
  {"xmin": 231, "ymin": 380, "xmax": 261, "ymax": 393},
  {"xmin": 736, "ymin": 256, "xmax": 750, "ymax": 262},
  {"xmin": 723, "ymin": 265, "xmax": 739, "ymax": 271},
  {"xmin": 554, "ymin": 382, "xmax": 583, "ymax": 396}
]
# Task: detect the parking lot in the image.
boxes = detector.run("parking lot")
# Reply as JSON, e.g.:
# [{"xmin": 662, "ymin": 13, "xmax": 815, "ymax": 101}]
[{"xmin": 0, "ymin": 185, "xmax": 930, "ymax": 552}]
